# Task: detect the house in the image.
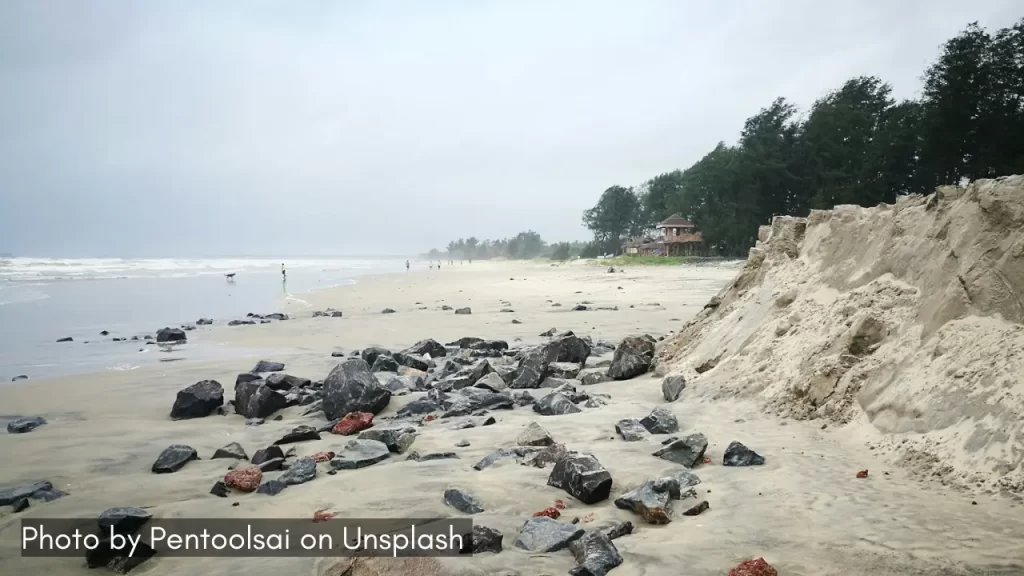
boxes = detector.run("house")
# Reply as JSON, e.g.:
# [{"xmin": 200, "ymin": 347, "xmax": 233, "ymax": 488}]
[{"xmin": 622, "ymin": 214, "xmax": 705, "ymax": 257}]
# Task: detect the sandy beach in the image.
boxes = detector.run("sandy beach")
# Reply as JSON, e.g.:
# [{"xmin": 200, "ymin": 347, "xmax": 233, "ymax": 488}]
[{"xmin": 2, "ymin": 258, "xmax": 1023, "ymax": 576}]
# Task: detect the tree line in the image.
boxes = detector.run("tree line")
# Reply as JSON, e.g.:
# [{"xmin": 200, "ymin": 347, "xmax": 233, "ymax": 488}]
[
  {"xmin": 425, "ymin": 232, "xmax": 598, "ymax": 261},
  {"xmin": 583, "ymin": 19, "xmax": 1024, "ymax": 256}
]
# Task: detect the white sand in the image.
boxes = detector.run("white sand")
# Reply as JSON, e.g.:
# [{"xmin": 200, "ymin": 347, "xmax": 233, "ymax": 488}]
[{"xmin": 1, "ymin": 259, "xmax": 1022, "ymax": 576}]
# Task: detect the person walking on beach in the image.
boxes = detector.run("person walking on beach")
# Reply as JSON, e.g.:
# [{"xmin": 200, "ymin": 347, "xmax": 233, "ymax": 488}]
[
  {"xmin": 281, "ymin": 263, "xmax": 286, "ymax": 278},
  {"xmin": 405, "ymin": 260, "xmax": 410, "ymax": 271}
]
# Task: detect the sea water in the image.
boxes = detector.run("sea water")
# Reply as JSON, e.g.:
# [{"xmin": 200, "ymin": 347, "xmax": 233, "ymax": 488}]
[{"xmin": 0, "ymin": 257, "xmax": 405, "ymax": 381}]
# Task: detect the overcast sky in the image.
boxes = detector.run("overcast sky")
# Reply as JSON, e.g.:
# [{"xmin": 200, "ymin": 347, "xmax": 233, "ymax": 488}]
[{"xmin": 0, "ymin": 1, "xmax": 1019, "ymax": 258}]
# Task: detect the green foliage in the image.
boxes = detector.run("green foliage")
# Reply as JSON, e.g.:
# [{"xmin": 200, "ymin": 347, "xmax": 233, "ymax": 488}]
[
  {"xmin": 550, "ymin": 242, "xmax": 571, "ymax": 261},
  {"xmin": 598, "ymin": 255, "xmax": 700, "ymax": 266},
  {"xmin": 581, "ymin": 18, "xmax": 1024, "ymax": 257},
  {"xmin": 439, "ymin": 230, "xmax": 553, "ymax": 260}
]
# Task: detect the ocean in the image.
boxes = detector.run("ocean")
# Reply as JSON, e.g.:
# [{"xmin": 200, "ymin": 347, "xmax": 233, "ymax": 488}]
[{"xmin": 0, "ymin": 257, "xmax": 406, "ymax": 382}]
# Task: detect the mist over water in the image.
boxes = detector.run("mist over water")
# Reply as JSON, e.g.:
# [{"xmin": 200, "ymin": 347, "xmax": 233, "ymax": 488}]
[{"xmin": 0, "ymin": 257, "xmax": 406, "ymax": 381}]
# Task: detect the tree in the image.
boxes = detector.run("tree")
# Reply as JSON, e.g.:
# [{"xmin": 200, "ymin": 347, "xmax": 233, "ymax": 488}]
[
  {"xmin": 582, "ymin": 186, "xmax": 642, "ymax": 254},
  {"xmin": 550, "ymin": 242, "xmax": 571, "ymax": 260},
  {"xmin": 464, "ymin": 237, "xmax": 479, "ymax": 261},
  {"xmin": 641, "ymin": 171, "xmax": 686, "ymax": 228}
]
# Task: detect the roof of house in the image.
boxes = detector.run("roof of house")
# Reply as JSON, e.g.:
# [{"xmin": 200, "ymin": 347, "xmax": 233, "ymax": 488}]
[{"xmin": 657, "ymin": 214, "xmax": 695, "ymax": 228}]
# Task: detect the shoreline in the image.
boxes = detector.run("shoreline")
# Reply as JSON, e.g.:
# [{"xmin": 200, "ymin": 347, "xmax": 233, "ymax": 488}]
[{"xmin": 1, "ymin": 259, "xmax": 1022, "ymax": 576}]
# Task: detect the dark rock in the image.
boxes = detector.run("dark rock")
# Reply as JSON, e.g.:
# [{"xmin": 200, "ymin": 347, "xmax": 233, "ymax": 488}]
[
  {"xmin": 515, "ymin": 517, "xmax": 585, "ymax": 552},
  {"xmin": 513, "ymin": 391, "xmax": 537, "ymax": 406},
  {"xmin": 263, "ymin": 313, "xmax": 289, "ymax": 321},
  {"xmin": 330, "ymin": 439, "xmax": 391, "ymax": 469},
  {"xmin": 100, "ymin": 330, "xmax": 110, "ymax": 336},
  {"xmin": 470, "ymin": 339, "xmax": 508, "ymax": 352},
  {"xmin": 234, "ymin": 381, "xmax": 289, "ymax": 419},
  {"xmin": 441, "ymin": 387, "xmax": 514, "ymax": 417},
  {"xmin": 279, "ymin": 457, "xmax": 317, "ymax": 485},
  {"xmin": 6, "ymin": 415, "xmax": 47, "ymax": 434},
  {"xmin": 251, "ymin": 445, "xmax": 285, "ymax": 465},
  {"xmin": 474, "ymin": 372, "xmax": 507, "ymax": 393},
  {"xmin": 331, "ymin": 351, "xmax": 346, "ymax": 357},
  {"xmin": 579, "ymin": 369, "xmax": 611, "ymax": 386},
  {"xmin": 381, "ymin": 308, "xmax": 397, "ymax": 314},
  {"xmin": 393, "ymin": 352, "xmax": 430, "ymax": 371},
  {"xmin": 652, "ymin": 433, "xmax": 708, "ymax": 467},
  {"xmin": 662, "ymin": 375, "xmax": 686, "ymax": 402},
  {"xmin": 265, "ymin": 373, "xmax": 312, "ymax": 390},
  {"xmin": 606, "ymin": 335, "xmax": 656, "ymax": 380},
  {"xmin": 444, "ymin": 488, "xmax": 484, "ymax": 514},
  {"xmin": 155, "ymin": 327, "xmax": 186, "ymax": 343},
  {"xmin": 358, "ymin": 426, "xmax": 417, "ymax": 453},
  {"xmin": 30, "ymin": 489, "xmax": 68, "ymax": 502},
  {"xmin": 447, "ymin": 337, "xmax": 483, "ymax": 349},
  {"xmin": 257, "ymin": 480, "xmax": 289, "ymax": 495},
  {"xmin": 212, "ymin": 442, "xmax": 248, "ymax": 460},
  {"xmin": 470, "ymin": 525, "xmax": 503, "ymax": 554},
  {"xmin": 455, "ymin": 439, "xmax": 470, "ymax": 447},
  {"xmin": 573, "ymin": 304, "xmax": 588, "ymax": 311},
  {"xmin": 547, "ymin": 452, "xmax": 612, "ymax": 504},
  {"xmin": 604, "ymin": 521, "xmax": 633, "ymax": 541},
  {"xmin": 210, "ymin": 481, "xmax": 230, "ymax": 497},
  {"xmin": 614, "ymin": 478, "xmax": 680, "ymax": 524},
  {"xmin": 196, "ymin": 318, "xmax": 213, "ymax": 325},
  {"xmin": 723, "ymin": 441, "xmax": 765, "ymax": 466},
  {"xmin": 228, "ymin": 319, "xmax": 256, "ymax": 326},
  {"xmin": 547, "ymin": 362, "xmax": 583, "ymax": 379},
  {"xmin": 548, "ymin": 334, "xmax": 592, "ymax": 364},
  {"xmin": 614, "ymin": 419, "xmax": 646, "ymax": 441},
  {"xmin": 11, "ymin": 374, "xmax": 28, "ymax": 381},
  {"xmin": 371, "ymin": 354, "xmax": 400, "ymax": 373},
  {"xmin": 516, "ymin": 421, "xmax": 555, "ymax": 446},
  {"xmin": 11, "ymin": 497, "xmax": 29, "ymax": 513},
  {"xmin": 360, "ymin": 346, "xmax": 391, "ymax": 367},
  {"xmin": 640, "ymin": 406, "xmax": 678, "ymax": 434},
  {"xmin": 509, "ymin": 345, "xmax": 556, "ymax": 389},
  {"xmin": 252, "ymin": 360, "xmax": 285, "ymax": 373},
  {"xmin": 257, "ymin": 458, "xmax": 285, "ymax": 472},
  {"xmin": 569, "ymin": 530, "xmax": 623, "ymax": 576},
  {"xmin": 236, "ymin": 372, "xmax": 262, "ymax": 386},
  {"xmin": 406, "ymin": 451, "xmax": 459, "ymax": 462},
  {"xmin": 321, "ymin": 359, "xmax": 392, "ymax": 420},
  {"xmin": 512, "ymin": 319, "xmax": 522, "ymax": 324},
  {"xmin": 402, "ymin": 339, "xmax": 447, "ymax": 358},
  {"xmin": 454, "ymin": 307, "xmax": 472, "ymax": 315},
  {"xmin": 682, "ymin": 500, "xmax": 709, "ymax": 516},
  {"xmin": 663, "ymin": 469, "xmax": 702, "ymax": 490},
  {"xmin": 396, "ymin": 396, "xmax": 442, "ymax": 418},
  {"xmin": 151, "ymin": 444, "xmax": 198, "ymax": 473},
  {"xmin": 521, "ymin": 443, "xmax": 568, "ymax": 468},
  {"xmin": 245, "ymin": 417, "xmax": 265, "ymax": 426},
  {"xmin": 533, "ymin": 392, "xmax": 581, "ymax": 416},
  {"xmin": 473, "ymin": 447, "xmax": 541, "ymax": 470},
  {"xmin": 86, "ymin": 538, "xmax": 156, "ymax": 573},
  {"xmin": 170, "ymin": 380, "xmax": 224, "ymax": 420},
  {"xmin": 98, "ymin": 506, "xmax": 152, "ymax": 535},
  {"xmin": 274, "ymin": 425, "xmax": 321, "ymax": 445},
  {"xmin": 482, "ymin": 416, "xmax": 497, "ymax": 426}
]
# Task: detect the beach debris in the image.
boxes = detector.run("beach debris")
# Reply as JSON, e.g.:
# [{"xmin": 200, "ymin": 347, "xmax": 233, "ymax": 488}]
[
  {"xmin": 682, "ymin": 500, "xmax": 710, "ymax": 516},
  {"xmin": 515, "ymin": 516, "xmax": 585, "ymax": 553},
  {"xmin": 212, "ymin": 442, "xmax": 248, "ymax": 460},
  {"xmin": 224, "ymin": 467, "xmax": 262, "ymax": 492},
  {"xmin": 614, "ymin": 478, "xmax": 681, "ymax": 524},
  {"xmin": 533, "ymin": 507, "xmax": 561, "ymax": 519},
  {"xmin": 56, "ymin": 336, "xmax": 73, "ymax": 342},
  {"xmin": 653, "ymin": 433, "xmax": 708, "ymax": 468},
  {"xmin": 358, "ymin": 426, "xmax": 416, "ymax": 453},
  {"xmin": 274, "ymin": 425, "xmax": 321, "ymax": 445},
  {"xmin": 170, "ymin": 379, "xmax": 224, "ymax": 420},
  {"xmin": 605, "ymin": 521, "xmax": 634, "ymax": 540},
  {"xmin": 321, "ymin": 360, "xmax": 392, "ymax": 420},
  {"xmin": 252, "ymin": 360, "xmax": 285, "ymax": 373},
  {"xmin": 209, "ymin": 481, "xmax": 229, "ymax": 497},
  {"xmin": 332, "ymin": 411, "xmax": 375, "ymax": 435},
  {"xmin": 279, "ymin": 457, "xmax": 317, "ymax": 485},
  {"xmin": 470, "ymin": 525, "xmax": 503, "ymax": 554},
  {"xmin": 313, "ymin": 509, "xmax": 334, "ymax": 523},
  {"xmin": 729, "ymin": 558, "xmax": 778, "ymax": 576},
  {"xmin": 723, "ymin": 441, "xmax": 765, "ymax": 466},
  {"xmin": 151, "ymin": 444, "xmax": 198, "ymax": 474},
  {"xmin": 443, "ymin": 488, "xmax": 484, "ymax": 514},
  {"xmin": 155, "ymin": 327, "xmax": 187, "ymax": 343},
  {"xmin": 6, "ymin": 415, "xmax": 47, "ymax": 434},
  {"xmin": 640, "ymin": 406, "xmax": 679, "ymax": 434},
  {"xmin": 606, "ymin": 335, "xmax": 656, "ymax": 380},
  {"xmin": 516, "ymin": 421, "xmax": 555, "ymax": 447},
  {"xmin": 548, "ymin": 452, "xmax": 613, "ymax": 504},
  {"xmin": 329, "ymin": 439, "xmax": 390, "ymax": 470},
  {"xmin": 522, "ymin": 443, "xmax": 569, "ymax": 469},
  {"xmin": 662, "ymin": 374, "xmax": 687, "ymax": 402},
  {"xmin": 569, "ymin": 529, "xmax": 623, "ymax": 576},
  {"xmin": 856, "ymin": 469, "xmax": 869, "ymax": 478},
  {"xmin": 454, "ymin": 307, "xmax": 472, "ymax": 315},
  {"xmin": 533, "ymin": 392, "xmax": 581, "ymax": 416},
  {"xmin": 257, "ymin": 479, "xmax": 288, "ymax": 496},
  {"xmin": 615, "ymin": 419, "xmax": 646, "ymax": 442}
]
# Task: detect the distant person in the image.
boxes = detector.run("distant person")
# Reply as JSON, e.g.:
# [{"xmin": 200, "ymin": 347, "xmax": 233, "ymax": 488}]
[
  {"xmin": 429, "ymin": 261, "xmax": 433, "ymax": 270},
  {"xmin": 281, "ymin": 263, "xmax": 286, "ymax": 278},
  {"xmin": 438, "ymin": 261, "xmax": 442, "ymax": 270},
  {"xmin": 405, "ymin": 260, "xmax": 410, "ymax": 271}
]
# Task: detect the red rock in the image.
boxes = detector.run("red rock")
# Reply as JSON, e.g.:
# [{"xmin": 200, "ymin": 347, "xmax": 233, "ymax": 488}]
[
  {"xmin": 424, "ymin": 414, "xmax": 437, "ymax": 422},
  {"xmin": 312, "ymin": 451, "xmax": 335, "ymax": 463},
  {"xmin": 729, "ymin": 558, "xmax": 777, "ymax": 576},
  {"xmin": 554, "ymin": 499, "xmax": 566, "ymax": 510},
  {"xmin": 313, "ymin": 509, "xmax": 335, "ymax": 523},
  {"xmin": 703, "ymin": 456, "xmax": 712, "ymax": 464},
  {"xmin": 331, "ymin": 412, "xmax": 374, "ymax": 435},
  {"xmin": 224, "ymin": 467, "xmax": 262, "ymax": 492},
  {"xmin": 533, "ymin": 507, "xmax": 561, "ymax": 519},
  {"xmin": 856, "ymin": 469, "xmax": 869, "ymax": 478}
]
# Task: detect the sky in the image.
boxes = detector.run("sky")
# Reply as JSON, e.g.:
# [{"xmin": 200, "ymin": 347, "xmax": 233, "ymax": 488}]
[{"xmin": 0, "ymin": 1, "xmax": 1020, "ymax": 258}]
